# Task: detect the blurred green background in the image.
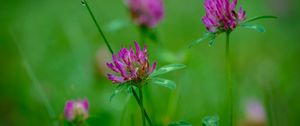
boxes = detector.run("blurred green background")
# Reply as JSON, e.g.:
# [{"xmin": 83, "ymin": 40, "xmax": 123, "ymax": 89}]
[{"xmin": 1, "ymin": 0, "xmax": 299, "ymax": 125}]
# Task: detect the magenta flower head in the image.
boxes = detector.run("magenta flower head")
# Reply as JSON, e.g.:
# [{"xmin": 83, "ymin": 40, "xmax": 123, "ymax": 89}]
[
  {"xmin": 240, "ymin": 100, "xmax": 266, "ymax": 126},
  {"xmin": 189, "ymin": 0, "xmax": 275, "ymax": 47},
  {"xmin": 64, "ymin": 99, "xmax": 89, "ymax": 123},
  {"xmin": 245, "ymin": 100, "xmax": 266, "ymax": 122},
  {"xmin": 125, "ymin": 0, "xmax": 164, "ymax": 28},
  {"xmin": 202, "ymin": 0, "xmax": 246, "ymax": 33},
  {"xmin": 106, "ymin": 41, "xmax": 156, "ymax": 86}
]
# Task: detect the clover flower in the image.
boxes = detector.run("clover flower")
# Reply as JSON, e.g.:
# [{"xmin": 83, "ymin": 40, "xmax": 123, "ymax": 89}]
[
  {"xmin": 126, "ymin": 0, "xmax": 164, "ymax": 28},
  {"xmin": 239, "ymin": 100, "xmax": 266, "ymax": 126},
  {"xmin": 64, "ymin": 99, "xmax": 89, "ymax": 123},
  {"xmin": 245, "ymin": 100, "xmax": 266, "ymax": 122},
  {"xmin": 202, "ymin": 0, "xmax": 246, "ymax": 33},
  {"xmin": 106, "ymin": 41, "xmax": 156, "ymax": 86}
]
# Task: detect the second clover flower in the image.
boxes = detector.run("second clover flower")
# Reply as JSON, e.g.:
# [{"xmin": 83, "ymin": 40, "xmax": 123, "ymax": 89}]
[
  {"xmin": 202, "ymin": 0, "xmax": 246, "ymax": 33},
  {"xmin": 125, "ymin": 0, "xmax": 164, "ymax": 28},
  {"xmin": 106, "ymin": 41, "xmax": 156, "ymax": 86}
]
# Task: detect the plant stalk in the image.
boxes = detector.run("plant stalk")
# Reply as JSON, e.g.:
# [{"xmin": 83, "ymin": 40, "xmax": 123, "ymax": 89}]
[
  {"xmin": 139, "ymin": 27, "xmax": 146, "ymax": 45},
  {"xmin": 131, "ymin": 87, "xmax": 153, "ymax": 126},
  {"xmin": 82, "ymin": 0, "xmax": 114, "ymax": 54},
  {"xmin": 139, "ymin": 87, "xmax": 146, "ymax": 126},
  {"xmin": 226, "ymin": 31, "xmax": 233, "ymax": 126}
]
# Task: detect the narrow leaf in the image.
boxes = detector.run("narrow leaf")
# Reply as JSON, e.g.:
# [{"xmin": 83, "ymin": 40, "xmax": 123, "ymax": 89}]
[
  {"xmin": 189, "ymin": 32, "xmax": 214, "ymax": 48},
  {"xmin": 244, "ymin": 15, "xmax": 277, "ymax": 23},
  {"xmin": 240, "ymin": 23, "xmax": 266, "ymax": 33},
  {"xmin": 109, "ymin": 84, "xmax": 129, "ymax": 102},
  {"xmin": 202, "ymin": 116, "xmax": 219, "ymax": 126},
  {"xmin": 151, "ymin": 78, "xmax": 176, "ymax": 90},
  {"xmin": 150, "ymin": 64, "xmax": 186, "ymax": 78},
  {"xmin": 169, "ymin": 120, "xmax": 192, "ymax": 126},
  {"xmin": 208, "ymin": 35, "xmax": 216, "ymax": 47}
]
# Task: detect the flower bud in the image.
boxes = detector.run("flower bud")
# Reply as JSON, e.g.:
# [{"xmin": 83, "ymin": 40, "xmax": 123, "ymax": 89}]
[{"xmin": 64, "ymin": 99, "xmax": 89, "ymax": 124}]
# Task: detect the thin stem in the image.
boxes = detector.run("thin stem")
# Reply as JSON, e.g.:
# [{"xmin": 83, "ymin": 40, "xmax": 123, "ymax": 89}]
[
  {"xmin": 81, "ymin": 0, "xmax": 114, "ymax": 54},
  {"xmin": 131, "ymin": 87, "xmax": 153, "ymax": 126},
  {"xmin": 139, "ymin": 87, "xmax": 146, "ymax": 126},
  {"xmin": 152, "ymin": 29, "xmax": 162, "ymax": 46},
  {"xmin": 225, "ymin": 31, "xmax": 233, "ymax": 126},
  {"xmin": 139, "ymin": 27, "xmax": 146, "ymax": 45}
]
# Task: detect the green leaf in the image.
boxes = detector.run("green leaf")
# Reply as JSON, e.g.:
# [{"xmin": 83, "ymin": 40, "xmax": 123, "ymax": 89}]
[
  {"xmin": 202, "ymin": 116, "xmax": 219, "ymax": 126},
  {"xmin": 109, "ymin": 84, "xmax": 129, "ymax": 102},
  {"xmin": 240, "ymin": 23, "xmax": 266, "ymax": 33},
  {"xmin": 244, "ymin": 15, "xmax": 277, "ymax": 23},
  {"xmin": 150, "ymin": 64, "xmax": 186, "ymax": 78},
  {"xmin": 105, "ymin": 19, "xmax": 130, "ymax": 32},
  {"xmin": 151, "ymin": 78, "xmax": 176, "ymax": 90},
  {"xmin": 188, "ymin": 32, "xmax": 215, "ymax": 48},
  {"xmin": 168, "ymin": 120, "xmax": 192, "ymax": 126},
  {"xmin": 208, "ymin": 35, "xmax": 216, "ymax": 47}
]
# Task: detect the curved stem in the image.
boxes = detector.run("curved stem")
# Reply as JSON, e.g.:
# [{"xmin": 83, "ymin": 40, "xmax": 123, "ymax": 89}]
[
  {"xmin": 226, "ymin": 31, "xmax": 233, "ymax": 126},
  {"xmin": 81, "ymin": 0, "xmax": 114, "ymax": 54},
  {"xmin": 131, "ymin": 87, "xmax": 153, "ymax": 126},
  {"xmin": 139, "ymin": 87, "xmax": 146, "ymax": 126}
]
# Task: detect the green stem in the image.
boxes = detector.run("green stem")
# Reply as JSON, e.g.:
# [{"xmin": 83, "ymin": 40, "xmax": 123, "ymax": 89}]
[
  {"xmin": 152, "ymin": 29, "xmax": 161, "ymax": 46},
  {"xmin": 226, "ymin": 31, "xmax": 233, "ymax": 126},
  {"xmin": 139, "ymin": 87, "xmax": 146, "ymax": 126},
  {"xmin": 81, "ymin": 0, "xmax": 114, "ymax": 54},
  {"xmin": 131, "ymin": 87, "xmax": 153, "ymax": 126},
  {"xmin": 139, "ymin": 27, "xmax": 146, "ymax": 45}
]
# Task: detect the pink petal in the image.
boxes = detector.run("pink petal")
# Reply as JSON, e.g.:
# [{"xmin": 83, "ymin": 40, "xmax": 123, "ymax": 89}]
[
  {"xmin": 107, "ymin": 74, "xmax": 126, "ymax": 83},
  {"xmin": 106, "ymin": 63, "xmax": 119, "ymax": 73},
  {"xmin": 230, "ymin": 0, "xmax": 237, "ymax": 10},
  {"xmin": 134, "ymin": 41, "xmax": 140, "ymax": 56},
  {"xmin": 64, "ymin": 100, "xmax": 74, "ymax": 121},
  {"xmin": 149, "ymin": 61, "xmax": 156, "ymax": 74},
  {"xmin": 81, "ymin": 99, "xmax": 89, "ymax": 112}
]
